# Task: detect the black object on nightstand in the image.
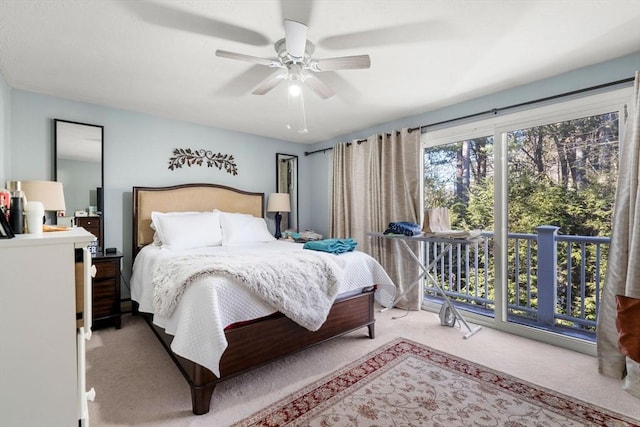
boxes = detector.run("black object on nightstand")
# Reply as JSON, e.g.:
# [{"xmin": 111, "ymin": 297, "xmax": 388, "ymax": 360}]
[{"xmin": 92, "ymin": 250, "xmax": 123, "ymax": 329}]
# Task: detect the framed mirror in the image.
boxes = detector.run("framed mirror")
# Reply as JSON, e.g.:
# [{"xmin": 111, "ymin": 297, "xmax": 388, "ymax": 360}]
[
  {"xmin": 54, "ymin": 119, "xmax": 104, "ymax": 246},
  {"xmin": 276, "ymin": 153, "xmax": 298, "ymax": 232}
]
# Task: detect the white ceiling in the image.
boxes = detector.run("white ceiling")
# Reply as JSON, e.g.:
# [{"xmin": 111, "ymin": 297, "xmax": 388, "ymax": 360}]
[{"xmin": 1, "ymin": 0, "xmax": 639, "ymax": 144}]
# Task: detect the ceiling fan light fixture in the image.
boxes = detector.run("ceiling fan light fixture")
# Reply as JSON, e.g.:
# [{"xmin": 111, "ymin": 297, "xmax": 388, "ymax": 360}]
[
  {"xmin": 286, "ymin": 64, "xmax": 305, "ymax": 97},
  {"xmin": 288, "ymin": 82, "xmax": 301, "ymax": 97}
]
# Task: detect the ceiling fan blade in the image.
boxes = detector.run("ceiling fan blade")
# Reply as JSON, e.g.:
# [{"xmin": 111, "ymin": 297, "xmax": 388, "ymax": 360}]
[
  {"xmin": 303, "ymin": 74, "xmax": 335, "ymax": 99},
  {"xmin": 284, "ymin": 19, "xmax": 308, "ymax": 60},
  {"xmin": 120, "ymin": 1, "xmax": 270, "ymax": 46},
  {"xmin": 311, "ymin": 55, "xmax": 371, "ymax": 72},
  {"xmin": 319, "ymin": 21, "xmax": 443, "ymax": 50},
  {"xmin": 215, "ymin": 65, "xmax": 277, "ymax": 97},
  {"xmin": 215, "ymin": 50, "xmax": 282, "ymax": 68},
  {"xmin": 252, "ymin": 74, "xmax": 286, "ymax": 95}
]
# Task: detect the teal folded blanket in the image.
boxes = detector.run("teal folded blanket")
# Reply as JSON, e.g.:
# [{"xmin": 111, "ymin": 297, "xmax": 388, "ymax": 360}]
[{"xmin": 303, "ymin": 238, "xmax": 357, "ymax": 254}]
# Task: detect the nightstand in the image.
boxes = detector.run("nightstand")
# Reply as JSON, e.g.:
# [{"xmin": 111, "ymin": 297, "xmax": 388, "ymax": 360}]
[
  {"xmin": 76, "ymin": 216, "xmax": 103, "ymax": 248},
  {"xmin": 92, "ymin": 251, "xmax": 123, "ymax": 329}
]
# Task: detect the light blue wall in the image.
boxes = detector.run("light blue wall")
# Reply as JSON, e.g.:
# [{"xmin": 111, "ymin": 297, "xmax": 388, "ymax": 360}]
[
  {"xmin": 9, "ymin": 90, "xmax": 307, "ymax": 296},
  {"xmin": 0, "ymin": 72, "xmax": 10, "ymax": 185},
  {"xmin": 307, "ymin": 52, "xmax": 640, "ymax": 237}
]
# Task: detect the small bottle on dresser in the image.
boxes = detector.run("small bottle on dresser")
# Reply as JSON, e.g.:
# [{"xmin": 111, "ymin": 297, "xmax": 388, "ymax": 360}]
[{"xmin": 7, "ymin": 182, "xmax": 25, "ymax": 234}]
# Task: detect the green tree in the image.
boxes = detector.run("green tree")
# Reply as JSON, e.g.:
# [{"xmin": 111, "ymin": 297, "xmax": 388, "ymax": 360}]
[{"xmin": 423, "ymin": 111, "xmax": 618, "ymax": 332}]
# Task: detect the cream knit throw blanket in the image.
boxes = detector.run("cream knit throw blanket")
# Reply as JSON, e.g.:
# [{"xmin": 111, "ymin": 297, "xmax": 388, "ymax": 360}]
[{"xmin": 152, "ymin": 251, "xmax": 344, "ymax": 331}]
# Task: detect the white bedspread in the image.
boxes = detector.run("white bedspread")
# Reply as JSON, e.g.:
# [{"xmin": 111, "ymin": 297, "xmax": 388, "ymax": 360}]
[
  {"xmin": 153, "ymin": 251, "xmax": 343, "ymax": 330},
  {"xmin": 131, "ymin": 240, "xmax": 396, "ymax": 376}
]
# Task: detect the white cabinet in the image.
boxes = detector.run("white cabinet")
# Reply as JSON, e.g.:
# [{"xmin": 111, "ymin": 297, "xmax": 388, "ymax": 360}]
[{"xmin": 0, "ymin": 228, "xmax": 95, "ymax": 426}]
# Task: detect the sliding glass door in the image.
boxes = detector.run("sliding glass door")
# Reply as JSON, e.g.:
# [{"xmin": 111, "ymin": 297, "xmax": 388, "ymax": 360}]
[
  {"xmin": 422, "ymin": 136, "xmax": 496, "ymax": 316},
  {"xmin": 503, "ymin": 112, "xmax": 618, "ymax": 332},
  {"xmin": 422, "ymin": 88, "xmax": 629, "ymax": 353}
]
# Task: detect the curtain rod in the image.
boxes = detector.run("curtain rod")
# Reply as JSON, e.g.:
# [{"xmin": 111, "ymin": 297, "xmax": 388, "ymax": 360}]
[{"xmin": 304, "ymin": 76, "xmax": 634, "ymax": 156}]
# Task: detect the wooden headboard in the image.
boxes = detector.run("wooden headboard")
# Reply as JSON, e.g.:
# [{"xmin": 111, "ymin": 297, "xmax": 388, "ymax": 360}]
[{"xmin": 132, "ymin": 183, "xmax": 264, "ymax": 256}]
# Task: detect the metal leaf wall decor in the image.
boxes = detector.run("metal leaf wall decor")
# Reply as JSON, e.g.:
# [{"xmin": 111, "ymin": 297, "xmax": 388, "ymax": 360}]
[{"xmin": 168, "ymin": 148, "xmax": 238, "ymax": 176}]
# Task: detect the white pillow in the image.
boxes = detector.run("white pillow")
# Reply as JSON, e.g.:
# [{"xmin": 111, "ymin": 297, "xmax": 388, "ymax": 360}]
[
  {"xmin": 151, "ymin": 211, "xmax": 222, "ymax": 249},
  {"xmin": 150, "ymin": 211, "xmax": 198, "ymax": 245},
  {"xmin": 217, "ymin": 210, "xmax": 276, "ymax": 246}
]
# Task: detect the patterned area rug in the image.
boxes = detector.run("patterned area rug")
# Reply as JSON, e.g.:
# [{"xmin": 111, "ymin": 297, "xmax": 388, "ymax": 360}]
[{"xmin": 235, "ymin": 338, "xmax": 639, "ymax": 427}]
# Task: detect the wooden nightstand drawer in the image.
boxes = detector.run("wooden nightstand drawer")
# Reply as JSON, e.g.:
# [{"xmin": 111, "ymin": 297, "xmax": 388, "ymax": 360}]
[
  {"xmin": 76, "ymin": 216, "xmax": 102, "ymax": 248},
  {"xmin": 91, "ymin": 251, "xmax": 123, "ymax": 329},
  {"xmin": 93, "ymin": 278, "xmax": 116, "ymax": 297},
  {"xmin": 93, "ymin": 295, "xmax": 117, "ymax": 318},
  {"xmin": 80, "ymin": 222, "xmax": 99, "ymax": 232},
  {"xmin": 93, "ymin": 261, "xmax": 118, "ymax": 280}
]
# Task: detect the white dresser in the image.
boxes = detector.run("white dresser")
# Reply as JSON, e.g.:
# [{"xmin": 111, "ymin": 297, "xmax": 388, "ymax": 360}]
[{"xmin": 0, "ymin": 228, "xmax": 96, "ymax": 426}]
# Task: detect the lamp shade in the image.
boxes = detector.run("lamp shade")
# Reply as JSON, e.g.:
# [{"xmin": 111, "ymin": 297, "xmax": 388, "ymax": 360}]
[
  {"xmin": 267, "ymin": 193, "xmax": 291, "ymax": 213},
  {"xmin": 20, "ymin": 180, "xmax": 66, "ymax": 212}
]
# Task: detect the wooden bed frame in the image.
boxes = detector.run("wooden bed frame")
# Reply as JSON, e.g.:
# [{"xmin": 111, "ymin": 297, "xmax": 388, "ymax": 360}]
[{"xmin": 132, "ymin": 183, "xmax": 377, "ymax": 415}]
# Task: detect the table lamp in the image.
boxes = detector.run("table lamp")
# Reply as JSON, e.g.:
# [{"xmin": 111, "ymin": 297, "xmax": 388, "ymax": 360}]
[
  {"xmin": 267, "ymin": 193, "xmax": 291, "ymax": 239},
  {"xmin": 20, "ymin": 180, "xmax": 66, "ymax": 226}
]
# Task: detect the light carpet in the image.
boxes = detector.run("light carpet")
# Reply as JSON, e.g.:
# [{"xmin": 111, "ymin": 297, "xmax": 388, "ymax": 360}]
[
  {"xmin": 236, "ymin": 338, "xmax": 638, "ymax": 426},
  {"xmin": 87, "ymin": 309, "xmax": 640, "ymax": 426}
]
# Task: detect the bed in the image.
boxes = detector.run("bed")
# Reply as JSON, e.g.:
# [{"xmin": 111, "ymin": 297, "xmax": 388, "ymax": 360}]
[{"xmin": 130, "ymin": 183, "xmax": 395, "ymax": 415}]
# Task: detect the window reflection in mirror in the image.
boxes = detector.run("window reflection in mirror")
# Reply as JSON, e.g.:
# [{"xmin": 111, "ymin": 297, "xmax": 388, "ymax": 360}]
[
  {"xmin": 276, "ymin": 153, "xmax": 298, "ymax": 232},
  {"xmin": 54, "ymin": 119, "xmax": 104, "ymax": 231}
]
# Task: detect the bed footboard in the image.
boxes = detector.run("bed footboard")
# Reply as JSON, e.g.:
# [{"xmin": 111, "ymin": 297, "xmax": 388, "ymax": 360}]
[{"xmin": 144, "ymin": 286, "xmax": 377, "ymax": 415}]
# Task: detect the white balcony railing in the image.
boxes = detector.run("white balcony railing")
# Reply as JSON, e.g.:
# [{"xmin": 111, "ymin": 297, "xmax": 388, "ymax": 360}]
[{"xmin": 422, "ymin": 226, "xmax": 609, "ymax": 341}]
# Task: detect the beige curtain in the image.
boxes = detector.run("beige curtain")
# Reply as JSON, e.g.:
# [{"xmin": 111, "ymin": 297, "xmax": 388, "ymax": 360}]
[
  {"xmin": 597, "ymin": 71, "xmax": 640, "ymax": 398},
  {"xmin": 330, "ymin": 128, "xmax": 421, "ymax": 309}
]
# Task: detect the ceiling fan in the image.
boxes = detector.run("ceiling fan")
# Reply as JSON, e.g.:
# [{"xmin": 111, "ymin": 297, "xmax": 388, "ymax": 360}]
[{"xmin": 215, "ymin": 19, "xmax": 371, "ymax": 100}]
